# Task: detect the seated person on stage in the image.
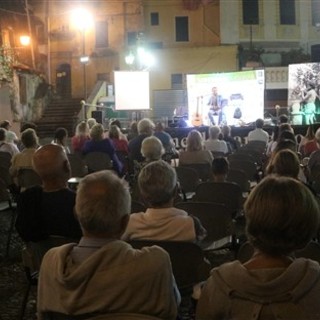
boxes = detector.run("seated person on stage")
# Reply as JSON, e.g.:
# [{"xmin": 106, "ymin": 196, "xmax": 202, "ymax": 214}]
[
  {"xmin": 128, "ymin": 118, "xmax": 155, "ymax": 162},
  {"xmin": 211, "ymin": 157, "xmax": 229, "ymax": 183},
  {"xmin": 37, "ymin": 170, "xmax": 179, "ymax": 320},
  {"xmin": 196, "ymin": 175, "xmax": 320, "ymax": 319},
  {"xmin": 82, "ymin": 123, "xmax": 123, "ymax": 176},
  {"xmin": 179, "ymin": 130, "xmax": 213, "ymax": 166},
  {"xmin": 15, "ymin": 144, "xmax": 82, "ymax": 243},
  {"xmin": 204, "ymin": 126, "xmax": 228, "ymax": 154},
  {"xmin": 122, "ymin": 160, "xmax": 207, "ymax": 242},
  {"xmin": 247, "ymin": 118, "xmax": 269, "ymax": 145}
]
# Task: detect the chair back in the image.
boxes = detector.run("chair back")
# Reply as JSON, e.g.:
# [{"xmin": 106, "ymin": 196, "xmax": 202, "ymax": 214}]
[
  {"xmin": 179, "ymin": 163, "xmax": 211, "ymax": 182},
  {"xmin": 237, "ymin": 241, "xmax": 320, "ymax": 264},
  {"xmin": 131, "ymin": 200, "xmax": 146, "ymax": 213},
  {"xmin": 0, "ymin": 152, "xmax": 13, "ymax": 186},
  {"xmin": 175, "ymin": 166, "xmax": 200, "ymax": 200},
  {"xmin": 84, "ymin": 152, "xmax": 113, "ymax": 173},
  {"xmin": 43, "ymin": 312, "xmax": 163, "ymax": 320},
  {"xmin": 228, "ymin": 153, "xmax": 256, "ymax": 164},
  {"xmin": 211, "ymin": 151, "xmax": 226, "ymax": 158},
  {"xmin": 246, "ymin": 140, "xmax": 267, "ymax": 153},
  {"xmin": 0, "ymin": 151, "xmax": 12, "ymax": 168},
  {"xmin": 229, "ymin": 159, "xmax": 258, "ymax": 181},
  {"xmin": 226, "ymin": 169, "xmax": 250, "ymax": 193},
  {"xmin": 175, "ymin": 201, "xmax": 234, "ymax": 250},
  {"xmin": 128, "ymin": 240, "xmax": 210, "ymax": 293},
  {"xmin": 193, "ymin": 182, "xmax": 242, "ymax": 217},
  {"xmin": 17, "ymin": 168, "xmax": 42, "ymax": 189},
  {"xmin": 67, "ymin": 153, "xmax": 88, "ymax": 177}
]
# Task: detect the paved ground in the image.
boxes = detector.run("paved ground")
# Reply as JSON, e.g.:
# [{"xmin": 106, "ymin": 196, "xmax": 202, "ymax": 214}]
[{"xmin": 0, "ymin": 208, "xmax": 37, "ymax": 320}]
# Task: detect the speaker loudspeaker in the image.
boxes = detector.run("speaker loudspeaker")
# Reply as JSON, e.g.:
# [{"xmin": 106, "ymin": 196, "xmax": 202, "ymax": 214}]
[{"xmin": 91, "ymin": 111, "xmax": 103, "ymax": 124}]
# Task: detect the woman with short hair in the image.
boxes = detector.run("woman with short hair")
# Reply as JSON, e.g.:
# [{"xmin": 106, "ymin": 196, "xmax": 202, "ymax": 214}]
[
  {"xmin": 196, "ymin": 175, "xmax": 320, "ymax": 319},
  {"xmin": 179, "ymin": 130, "xmax": 213, "ymax": 166}
]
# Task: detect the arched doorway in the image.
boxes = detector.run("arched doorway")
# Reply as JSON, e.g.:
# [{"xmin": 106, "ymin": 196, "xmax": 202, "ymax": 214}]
[{"xmin": 56, "ymin": 63, "xmax": 71, "ymax": 98}]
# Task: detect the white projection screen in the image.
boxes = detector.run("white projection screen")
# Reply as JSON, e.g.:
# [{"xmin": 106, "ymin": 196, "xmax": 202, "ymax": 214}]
[{"xmin": 114, "ymin": 71, "xmax": 150, "ymax": 110}]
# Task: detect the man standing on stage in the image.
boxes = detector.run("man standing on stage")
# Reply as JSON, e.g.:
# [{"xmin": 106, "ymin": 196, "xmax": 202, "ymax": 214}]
[{"xmin": 207, "ymin": 86, "xmax": 223, "ymax": 125}]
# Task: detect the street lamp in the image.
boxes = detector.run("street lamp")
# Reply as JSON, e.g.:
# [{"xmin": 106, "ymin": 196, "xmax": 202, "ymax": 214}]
[{"xmin": 71, "ymin": 8, "xmax": 93, "ymax": 105}]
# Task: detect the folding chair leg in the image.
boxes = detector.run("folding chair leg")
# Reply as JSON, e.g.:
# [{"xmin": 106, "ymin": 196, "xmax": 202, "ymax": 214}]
[{"xmin": 19, "ymin": 283, "xmax": 31, "ymax": 320}]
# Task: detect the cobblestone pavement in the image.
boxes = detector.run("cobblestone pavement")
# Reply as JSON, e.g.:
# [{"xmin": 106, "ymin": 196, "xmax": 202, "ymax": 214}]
[{"xmin": 0, "ymin": 208, "xmax": 37, "ymax": 320}]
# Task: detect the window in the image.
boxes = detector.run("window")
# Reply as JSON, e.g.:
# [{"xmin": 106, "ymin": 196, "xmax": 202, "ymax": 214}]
[
  {"xmin": 312, "ymin": 0, "xmax": 320, "ymax": 26},
  {"xmin": 175, "ymin": 16, "xmax": 189, "ymax": 42},
  {"xmin": 280, "ymin": 0, "xmax": 295, "ymax": 25},
  {"xmin": 95, "ymin": 20, "xmax": 108, "ymax": 48},
  {"xmin": 242, "ymin": 0, "xmax": 259, "ymax": 25},
  {"xmin": 151, "ymin": 12, "xmax": 159, "ymax": 26}
]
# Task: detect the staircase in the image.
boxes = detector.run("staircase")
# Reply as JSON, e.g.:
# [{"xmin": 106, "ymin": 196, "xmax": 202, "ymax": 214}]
[{"xmin": 35, "ymin": 98, "xmax": 82, "ymax": 138}]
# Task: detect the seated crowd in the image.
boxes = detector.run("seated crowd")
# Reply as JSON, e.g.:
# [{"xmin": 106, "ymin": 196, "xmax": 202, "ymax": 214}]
[{"xmin": 2, "ymin": 115, "xmax": 320, "ymax": 319}]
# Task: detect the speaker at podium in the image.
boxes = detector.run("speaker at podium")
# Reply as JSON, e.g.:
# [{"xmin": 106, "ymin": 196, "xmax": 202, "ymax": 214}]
[{"xmin": 91, "ymin": 110, "xmax": 103, "ymax": 124}]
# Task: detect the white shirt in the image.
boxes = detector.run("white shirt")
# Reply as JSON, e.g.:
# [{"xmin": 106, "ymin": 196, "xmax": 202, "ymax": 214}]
[
  {"xmin": 247, "ymin": 128, "xmax": 269, "ymax": 144},
  {"xmin": 204, "ymin": 139, "xmax": 228, "ymax": 154}
]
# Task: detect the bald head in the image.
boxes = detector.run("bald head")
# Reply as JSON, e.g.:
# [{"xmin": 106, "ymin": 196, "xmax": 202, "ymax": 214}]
[{"xmin": 32, "ymin": 144, "xmax": 70, "ymax": 183}]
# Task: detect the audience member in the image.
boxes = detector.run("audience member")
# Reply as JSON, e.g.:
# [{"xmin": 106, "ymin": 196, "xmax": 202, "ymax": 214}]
[
  {"xmin": 279, "ymin": 122, "xmax": 294, "ymax": 135},
  {"xmin": 71, "ymin": 121, "xmax": 90, "ymax": 153},
  {"xmin": 127, "ymin": 121, "xmax": 138, "ymax": 141},
  {"xmin": 278, "ymin": 129, "xmax": 296, "ymax": 144},
  {"xmin": 196, "ymin": 175, "xmax": 320, "ymax": 319},
  {"xmin": 128, "ymin": 118, "xmax": 155, "ymax": 162},
  {"xmin": 307, "ymin": 127, "xmax": 320, "ymax": 173},
  {"xmin": 0, "ymin": 127, "xmax": 19, "ymax": 156},
  {"xmin": 87, "ymin": 118, "xmax": 97, "ymax": 129},
  {"xmin": 154, "ymin": 122, "xmax": 176, "ymax": 154},
  {"xmin": 37, "ymin": 170, "xmax": 179, "ymax": 320},
  {"xmin": 204, "ymin": 126, "xmax": 228, "ymax": 154},
  {"xmin": 82, "ymin": 123, "xmax": 123, "ymax": 175},
  {"xmin": 266, "ymin": 126, "xmax": 279, "ymax": 156},
  {"xmin": 0, "ymin": 120, "xmax": 18, "ymax": 144},
  {"xmin": 299, "ymin": 125, "xmax": 318, "ymax": 157},
  {"xmin": 52, "ymin": 127, "xmax": 70, "ymax": 153},
  {"xmin": 221, "ymin": 125, "xmax": 239, "ymax": 153},
  {"xmin": 18, "ymin": 122, "xmax": 38, "ymax": 150},
  {"xmin": 279, "ymin": 114, "xmax": 289, "ymax": 124},
  {"xmin": 109, "ymin": 119, "xmax": 128, "ymax": 141},
  {"xmin": 266, "ymin": 149, "xmax": 302, "ymax": 179},
  {"xmin": 10, "ymin": 128, "xmax": 38, "ymax": 179},
  {"xmin": 179, "ymin": 130, "xmax": 213, "ymax": 165},
  {"xmin": 247, "ymin": 118, "xmax": 269, "ymax": 144},
  {"xmin": 15, "ymin": 144, "xmax": 82, "ymax": 243},
  {"xmin": 123, "ymin": 160, "xmax": 206, "ymax": 242},
  {"xmin": 141, "ymin": 136, "xmax": 164, "ymax": 163},
  {"xmin": 108, "ymin": 124, "xmax": 129, "ymax": 153},
  {"xmin": 211, "ymin": 157, "xmax": 229, "ymax": 182}
]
